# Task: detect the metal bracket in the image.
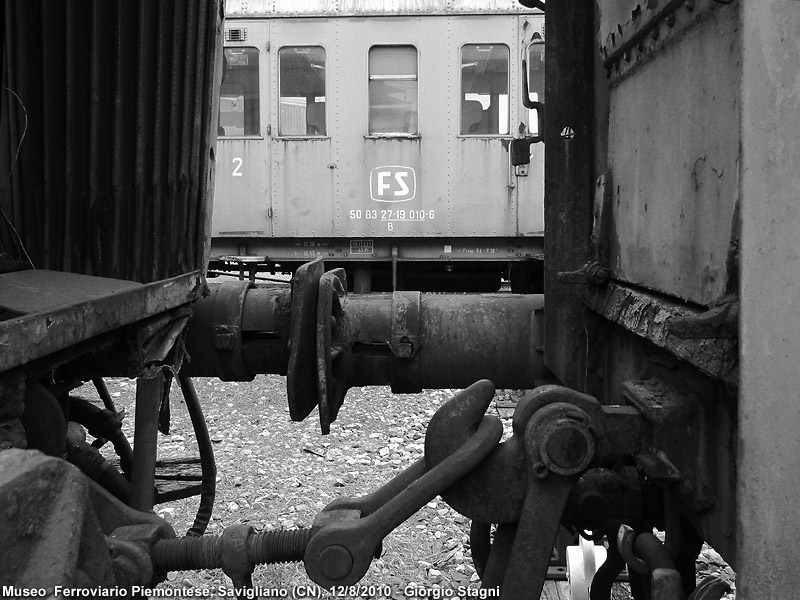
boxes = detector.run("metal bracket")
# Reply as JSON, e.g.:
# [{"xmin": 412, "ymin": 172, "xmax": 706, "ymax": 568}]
[
  {"xmin": 623, "ymin": 377, "xmax": 716, "ymax": 513},
  {"xmin": 557, "ymin": 171, "xmax": 613, "ymax": 286},
  {"xmin": 388, "ymin": 292, "xmax": 422, "ymax": 393},
  {"xmin": 209, "ymin": 281, "xmax": 252, "ymax": 381},
  {"xmin": 667, "ymin": 297, "xmax": 739, "ymax": 340},
  {"xmin": 389, "ymin": 292, "xmax": 421, "ymax": 360}
]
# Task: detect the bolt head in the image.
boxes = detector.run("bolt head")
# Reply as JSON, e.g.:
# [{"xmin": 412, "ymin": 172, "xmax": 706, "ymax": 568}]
[
  {"xmin": 546, "ymin": 426, "xmax": 589, "ymax": 469},
  {"xmin": 318, "ymin": 544, "xmax": 353, "ymax": 581},
  {"xmin": 539, "ymin": 420, "xmax": 596, "ymax": 476}
]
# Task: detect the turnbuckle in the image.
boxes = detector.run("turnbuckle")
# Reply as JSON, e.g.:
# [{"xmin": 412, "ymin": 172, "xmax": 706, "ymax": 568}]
[{"xmin": 304, "ymin": 381, "xmax": 503, "ymax": 588}]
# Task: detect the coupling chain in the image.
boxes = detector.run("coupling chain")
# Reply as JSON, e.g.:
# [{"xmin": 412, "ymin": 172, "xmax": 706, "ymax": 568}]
[{"xmin": 304, "ymin": 381, "xmax": 503, "ymax": 588}]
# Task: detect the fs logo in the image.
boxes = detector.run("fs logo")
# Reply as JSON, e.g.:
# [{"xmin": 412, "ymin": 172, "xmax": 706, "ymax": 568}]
[{"xmin": 370, "ymin": 166, "xmax": 416, "ymax": 202}]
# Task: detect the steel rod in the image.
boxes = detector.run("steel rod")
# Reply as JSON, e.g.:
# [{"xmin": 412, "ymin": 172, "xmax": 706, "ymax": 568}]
[{"xmin": 129, "ymin": 371, "xmax": 164, "ymax": 512}]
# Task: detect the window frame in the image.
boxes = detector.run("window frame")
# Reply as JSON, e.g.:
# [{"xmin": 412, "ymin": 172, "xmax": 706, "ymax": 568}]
[
  {"xmin": 218, "ymin": 45, "xmax": 262, "ymax": 139},
  {"xmin": 277, "ymin": 44, "xmax": 329, "ymax": 139},
  {"xmin": 366, "ymin": 44, "xmax": 420, "ymax": 138},
  {"xmin": 458, "ymin": 42, "xmax": 511, "ymax": 138}
]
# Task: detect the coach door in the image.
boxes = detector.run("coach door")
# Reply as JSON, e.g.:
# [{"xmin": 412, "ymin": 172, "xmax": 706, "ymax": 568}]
[
  {"xmin": 213, "ymin": 22, "xmax": 273, "ymax": 244},
  {"xmin": 269, "ymin": 20, "xmax": 335, "ymax": 239},
  {"xmin": 515, "ymin": 14, "xmax": 545, "ymax": 238},
  {"xmin": 449, "ymin": 19, "xmax": 513, "ymax": 237}
]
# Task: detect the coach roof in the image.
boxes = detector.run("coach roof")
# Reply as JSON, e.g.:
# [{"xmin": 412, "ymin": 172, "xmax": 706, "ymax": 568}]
[{"xmin": 225, "ymin": 0, "xmax": 542, "ymax": 18}]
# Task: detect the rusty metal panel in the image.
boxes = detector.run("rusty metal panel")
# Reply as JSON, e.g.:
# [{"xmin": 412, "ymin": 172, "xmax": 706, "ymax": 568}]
[
  {"xmin": 603, "ymin": 1, "xmax": 740, "ymax": 306},
  {"xmin": 739, "ymin": 3, "xmax": 800, "ymax": 598},
  {"xmin": 0, "ymin": 0, "xmax": 224, "ymax": 283},
  {"xmin": 225, "ymin": 0, "xmax": 537, "ymax": 17}
]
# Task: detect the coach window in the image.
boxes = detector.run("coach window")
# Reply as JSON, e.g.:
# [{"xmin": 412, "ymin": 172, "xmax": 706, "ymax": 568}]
[
  {"xmin": 219, "ymin": 47, "xmax": 260, "ymax": 136},
  {"xmin": 460, "ymin": 44, "xmax": 509, "ymax": 136},
  {"xmin": 279, "ymin": 46, "xmax": 326, "ymax": 136},
  {"xmin": 369, "ymin": 46, "xmax": 418, "ymax": 135}
]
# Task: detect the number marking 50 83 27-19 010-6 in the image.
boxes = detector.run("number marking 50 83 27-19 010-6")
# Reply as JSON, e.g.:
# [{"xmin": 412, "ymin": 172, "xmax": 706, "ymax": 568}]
[{"xmin": 232, "ymin": 157, "xmax": 243, "ymax": 177}]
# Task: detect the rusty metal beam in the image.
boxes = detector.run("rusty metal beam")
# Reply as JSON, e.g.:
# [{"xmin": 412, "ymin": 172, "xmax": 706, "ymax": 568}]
[
  {"xmin": 585, "ymin": 281, "xmax": 738, "ymax": 380},
  {"xmin": 543, "ymin": 0, "xmax": 596, "ymax": 388}
]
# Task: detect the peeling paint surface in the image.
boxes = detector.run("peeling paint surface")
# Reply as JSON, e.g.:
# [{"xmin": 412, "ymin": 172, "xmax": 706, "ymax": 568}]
[{"xmin": 586, "ymin": 282, "xmax": 737, "ymax": 379}]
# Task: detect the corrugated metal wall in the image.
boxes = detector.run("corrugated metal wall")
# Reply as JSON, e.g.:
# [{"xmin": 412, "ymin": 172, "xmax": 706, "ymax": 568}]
[{"xmin": 0, "ymin": 0, "xmax": 224, "ymax": 283}]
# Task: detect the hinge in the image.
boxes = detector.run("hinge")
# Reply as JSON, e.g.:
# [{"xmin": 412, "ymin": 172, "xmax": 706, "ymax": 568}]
[
  {"xmin": 265, "ymin": 41, "xmax": 270, "ymax": 52},
  {"xmin": 268, "ymin": 207, "xmax": 273, "ymax": 219},
  {"xmin": 266, "ymin": 124, "xmax": 271, "ymax": 135}
]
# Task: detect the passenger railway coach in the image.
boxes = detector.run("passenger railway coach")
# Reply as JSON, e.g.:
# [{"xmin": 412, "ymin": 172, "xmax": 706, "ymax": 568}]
[{"xmin": 212, "ymin": 0, "xmax": 545, "ymax": 292}]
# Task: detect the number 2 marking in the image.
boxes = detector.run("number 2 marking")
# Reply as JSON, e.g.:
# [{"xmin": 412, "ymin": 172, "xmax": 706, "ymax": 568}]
[{"xmin": 232, "ymin": 157, "xmax": 243, "ymax": 177}]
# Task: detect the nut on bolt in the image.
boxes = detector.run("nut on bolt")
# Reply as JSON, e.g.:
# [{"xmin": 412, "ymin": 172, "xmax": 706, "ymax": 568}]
[
  {"xmin": 397, "ymin": 337, "xmax": 413, "ymax": 359},
  {"xmin": 536, "ymin": 408, "xmax": 596, "ymax": 477},
  {"xmin": 213, "ymin": 325, "xmax": 235, "ymax": 350},
  {"xmin": 221, "ymin": 524, "xmax": 256, "ymax": 589}
]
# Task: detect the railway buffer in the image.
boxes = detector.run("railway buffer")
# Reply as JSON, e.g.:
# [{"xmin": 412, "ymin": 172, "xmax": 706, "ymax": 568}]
[{"xmin": 183, "ymin": 258, "xmax": 547, "ymax": 433}]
